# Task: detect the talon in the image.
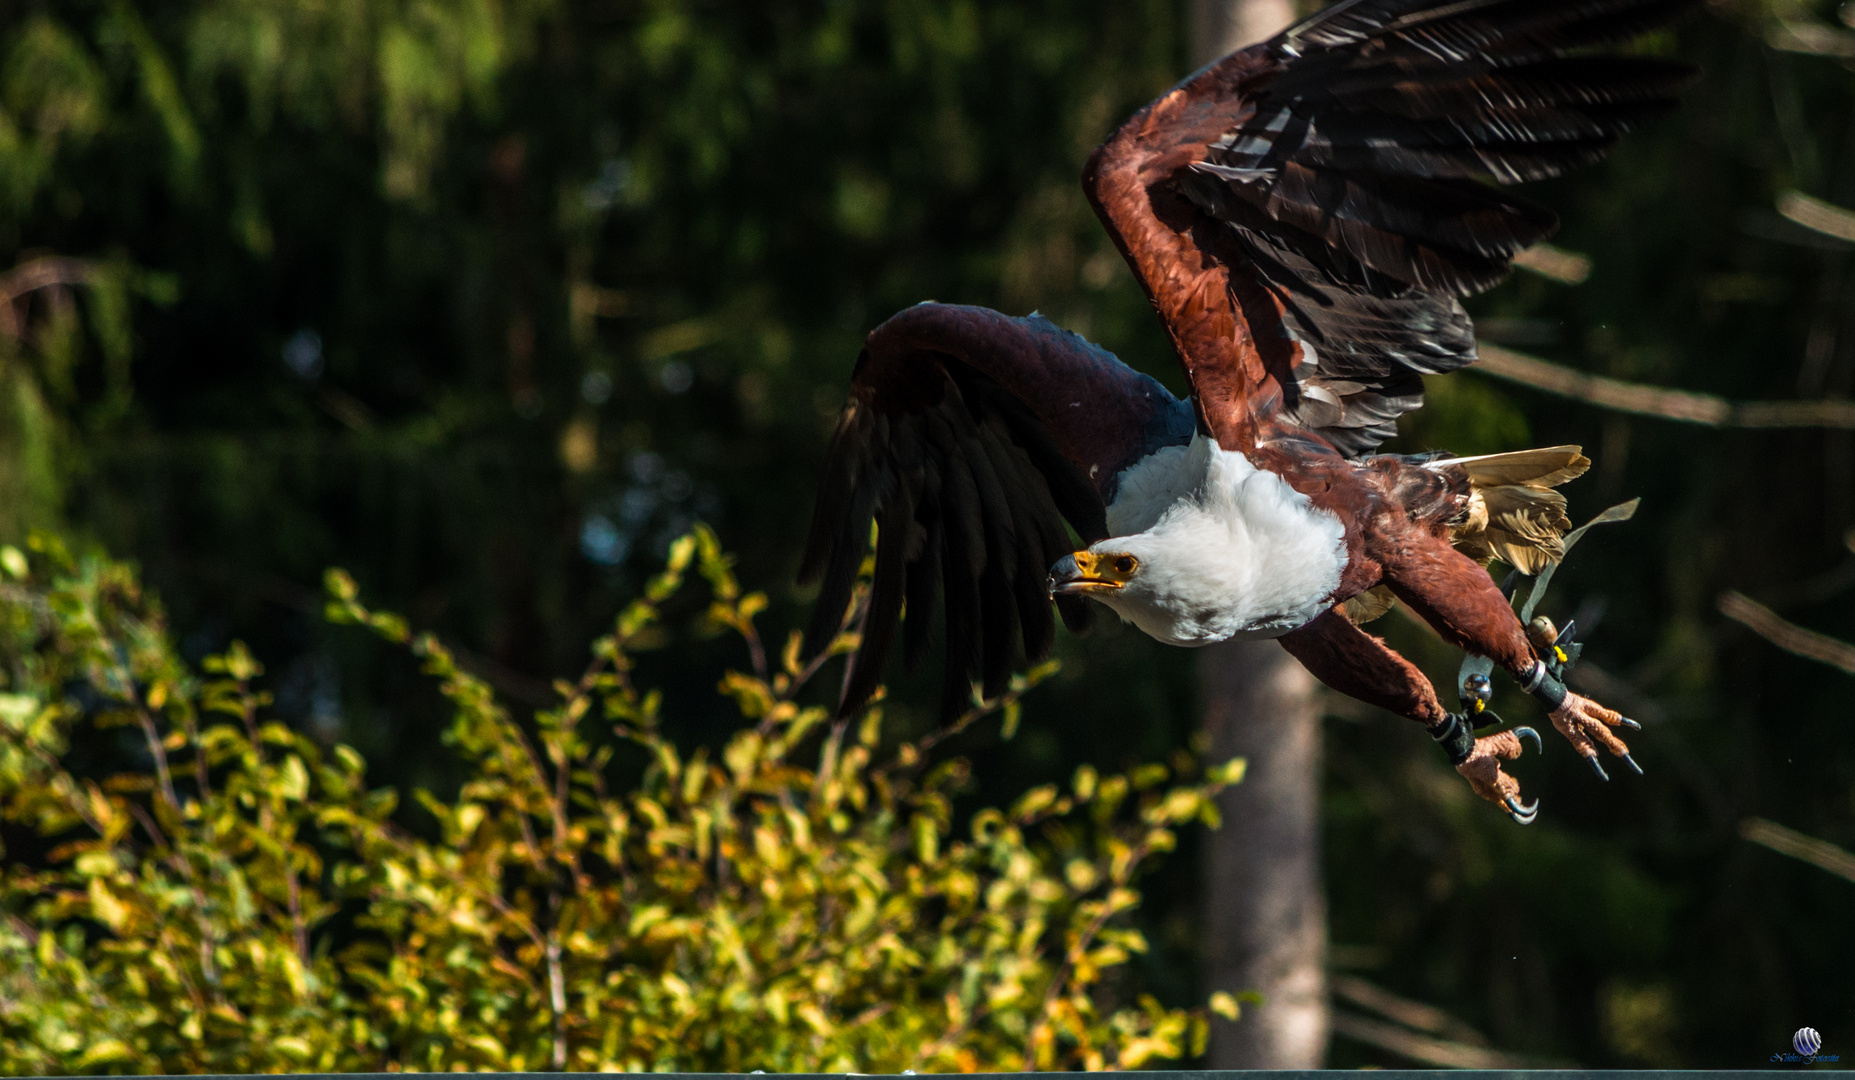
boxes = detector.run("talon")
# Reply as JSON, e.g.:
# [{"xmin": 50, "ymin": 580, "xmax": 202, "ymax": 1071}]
[
  {"xmin": 1587, "ymin": 756, "xmax": 1609, "ymax": 782},
  {"xmin": 1503, "ymin": 795, "xmax": 1540, "ymax": 824},
  {"xmin": 1621, "ymin": 753, "xmax": 1643, "ymax": 776},
  {"xmin": 1619, "ymin": 716, "xmax": 1642, "ymax": 731},
  {"xmin": 1515, "ymin": 726, "xmax": 1542, "ymax": 754}
]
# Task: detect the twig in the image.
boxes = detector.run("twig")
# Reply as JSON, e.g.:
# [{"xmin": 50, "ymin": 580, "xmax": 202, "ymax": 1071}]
[
  {"xmin": 1717, "ymin": 591, "xmax": 1855, "ymax": 675},
  {"xmin": 285, "ymin": 863, "xmax": 310, "ymax": 963},
  {"xmin": 1330, "ymin": 1011, "xmax": 1538, "ymax": 1069},
  {"xmin": 1778, "ymin": 190, "xmax": 1855, "ymax": 244},
  {"xmin": 181, "ymin": 707, "xmax": 213, "ymax": 803},
  {"xmin": 763, "ymin": 588, "xmax": 869, "ymax": 742},
  {"xmin": 1473, "ymin": 343, "xmax": 1855, "ymax": 429},
  {"xmin": 1330, "ymin": 975, "xmax": 1491, "ymax": 1047},
  {"xmin": 791, "ymin": 604, "xmax": 859, "ymax": 691},
  {"xmin": 1768, "ymin": 21, "xmax": 1855, "ymax": 59},
  {"xmin": 127, "ymin": 798, "xmax": 223, "ymax": 988},
  {"xmin": 547, "ymin": 894, "xmax": 569, "ymax": 1070},
  {"xmin": 126, "ymin": 802, "xmax": 171, "ymax": 853},
  {"xmin": 869, "ymin": 684, "xmax": 1027, "ymax": 782},
  {"xmin": 837, "ymin": 590, "xmax": 874, "ymax": 710},
  {"xmin": 0, "ymin": 257, "xmax": 92, "ymax": 304},
  {"xmin": 120, "ymin": 675, "xmax": 184, "ymax": 815},
  {"xmin": 0, "ymin": 257, "xmax": 93, "ymax": 337},
  {"xmin": 1511, "ymin": 243, "xmax": 1591, "ymax": 285},
  {"xmin": 740, "ymin": 614, "xmax": 769, "ymax": 683},
  {"xmin": 1740, "ymin": 817, "xmax": 1855, "ymax": 885}
]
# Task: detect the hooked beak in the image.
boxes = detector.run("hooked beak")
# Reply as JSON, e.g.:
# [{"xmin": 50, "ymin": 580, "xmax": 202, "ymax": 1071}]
[{"xmin": 1049, "ymin": 551, "xmax": 1123, "ymax": 597}]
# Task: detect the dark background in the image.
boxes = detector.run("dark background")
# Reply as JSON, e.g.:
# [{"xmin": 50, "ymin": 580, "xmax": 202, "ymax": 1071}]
[{"xmin": 1, "ymin": 0, "xmax": 1851, "ymax": 1067}]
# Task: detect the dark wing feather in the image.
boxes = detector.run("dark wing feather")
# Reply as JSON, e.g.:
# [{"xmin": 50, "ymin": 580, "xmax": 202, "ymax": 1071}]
[
  {"xmin": 799, "ymin": 303, "xmax": 1190, "ymax": 718},
  {"xmin": 1086, "ymin": 0, "xmax": 1696, "ymax": 456}
]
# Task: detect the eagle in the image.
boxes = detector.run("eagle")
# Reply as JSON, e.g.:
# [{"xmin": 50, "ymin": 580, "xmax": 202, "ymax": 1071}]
[{"xmin": 800, "ymin": 0, "xmax": 1695, "ymax": 822}]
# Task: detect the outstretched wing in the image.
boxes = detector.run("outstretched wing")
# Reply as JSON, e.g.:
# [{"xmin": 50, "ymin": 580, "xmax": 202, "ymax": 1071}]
[
  {"xmin": 799, "ymin": 303, "xmax": 1193, "ymax": 717},
  {"xmin": 1086, "ymin": 0, "xmax": 1695, "ymax": 456}
]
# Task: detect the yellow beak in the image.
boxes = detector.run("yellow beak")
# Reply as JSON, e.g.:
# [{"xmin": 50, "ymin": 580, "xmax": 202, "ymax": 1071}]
[{"xmin": 1048, "ymin": 550, "xmax": 1124, "ymax": 597}]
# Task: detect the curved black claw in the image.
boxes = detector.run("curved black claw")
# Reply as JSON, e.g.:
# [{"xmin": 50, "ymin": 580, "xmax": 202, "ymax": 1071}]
[
  {"xmin": 1621, "ymin": 753, "xmax": 1644, "ymax": 776},
  {"xmin": 1588, "ymin": 756, "xmax": 1610, "ymax": 782},
  {"xmin": 1619, "ymin": 716, "xmax": 1642, "ymax": 731},
  {"xmin": 1515, "ymin": 726, "xmax": 1542, "ymax": 754},
  {"xmin": 1504, "ymin": 795, "xmax": 1540, "ymax": 825}
]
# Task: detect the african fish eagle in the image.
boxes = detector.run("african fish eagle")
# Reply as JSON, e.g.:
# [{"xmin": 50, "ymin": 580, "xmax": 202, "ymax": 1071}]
[{"xmin": 801, "ymin": 0, "xmax": 1695, "ymax": 822}]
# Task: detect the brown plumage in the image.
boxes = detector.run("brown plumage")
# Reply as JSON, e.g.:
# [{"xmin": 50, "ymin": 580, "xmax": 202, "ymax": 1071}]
[
  {"xmin": 1448, "ymin": 446, "xmax": 1592, "ymax": 574},
  {"xmin": 801, "ymin": 0, "xmax": 1696, "ymax": 817},
  {"xmin": 1342, "ymin": 444, "xmax": 1592, "ymax": 621}
]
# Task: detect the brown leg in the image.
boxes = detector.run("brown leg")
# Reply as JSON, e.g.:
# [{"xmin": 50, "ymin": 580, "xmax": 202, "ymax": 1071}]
[
  {"xmin": 1278, "ymin": 609, "xmax": 1447, "ymax": 724},
  {"xmin": 1373, "ymin": 525, "xmax": 1639, "ymax": 778},
  {"xmin": 1280, "ymin": 610, "xmax": 1541, "ymax": 817},
  {"xmin": 1371, "ymin": 526, "xmax": 1535, "ymax": 673}
]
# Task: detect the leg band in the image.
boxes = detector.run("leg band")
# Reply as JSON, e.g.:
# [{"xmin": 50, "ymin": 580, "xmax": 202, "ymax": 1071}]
[
  {"xmin": 1520, "ymin": 659, "xmax": 1568, "ymax": 712},
  {"xmin": 1428, "ymin": 713, "xmax": 1476, "ymax": 766}
]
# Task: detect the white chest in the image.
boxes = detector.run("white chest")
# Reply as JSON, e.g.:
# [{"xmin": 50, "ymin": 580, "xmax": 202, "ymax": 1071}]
[{"xmin": 1097, "ymin": 435, "xmax": 1349, "ymax": 646}]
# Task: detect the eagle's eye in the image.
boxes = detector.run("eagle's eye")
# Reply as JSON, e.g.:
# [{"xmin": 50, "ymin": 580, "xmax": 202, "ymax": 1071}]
[{"xmin": 1114, "ymin": 555, "xmax": 1138, "ymax": 575}]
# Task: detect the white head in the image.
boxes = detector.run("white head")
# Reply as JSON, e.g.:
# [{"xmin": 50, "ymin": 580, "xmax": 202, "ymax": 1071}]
[{"xmin": 1048, "ymin": 435, "xmax": 1347, "ymax": 646}]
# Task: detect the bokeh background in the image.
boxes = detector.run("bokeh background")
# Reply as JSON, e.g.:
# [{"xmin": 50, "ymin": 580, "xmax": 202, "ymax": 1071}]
[{"xmin": 1, "ymin": 0, "xmax": 1852, "ymax": 1067}]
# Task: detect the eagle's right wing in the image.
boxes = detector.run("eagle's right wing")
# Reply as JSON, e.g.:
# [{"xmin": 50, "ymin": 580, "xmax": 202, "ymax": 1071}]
[
  {"xmin": 1086, "ymin": 0, "xmax": 1696, "ymax": 456},
  {"xmin": 799, "ymin": 303, "xmax": 1192, "ymax": 717}
]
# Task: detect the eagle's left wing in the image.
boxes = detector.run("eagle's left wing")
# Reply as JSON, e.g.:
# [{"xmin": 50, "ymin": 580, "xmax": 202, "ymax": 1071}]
[
  {"xmin": 799, "ymin": 303, "xmax": 1193, "ymax": 718},
  {"xmin": 1085, "ymin": 0, "xmax": 1695, "ymax": 456}
]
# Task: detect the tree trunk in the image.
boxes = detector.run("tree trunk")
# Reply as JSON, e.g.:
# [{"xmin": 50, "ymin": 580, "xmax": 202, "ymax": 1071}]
[
  {"xmin": 1191, "ymin": 0, "xmax": 1330, "ymax": 1070},
  {"xmin": 1200, "ymin": 638, "xmax": 1329, "ymax": 1067}
]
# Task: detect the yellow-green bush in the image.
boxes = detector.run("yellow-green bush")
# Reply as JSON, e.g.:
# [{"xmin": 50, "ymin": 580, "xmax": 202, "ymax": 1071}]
[{"xmin": 0, "ymin": 528, "xmax": 1242, "ymax": 1073}]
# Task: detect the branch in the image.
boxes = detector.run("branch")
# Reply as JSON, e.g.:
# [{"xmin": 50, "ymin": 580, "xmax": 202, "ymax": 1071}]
[
  {"xmin": 1717, "ymin": 591, "xmax": 1855, "ymax": 675},
  {"xmin": 1329, "ymin": 1012, "xmax": 1538, "ymax": 1069},
  {"xmin": 0, "ymin": 257, "xmax": 95, "ymax": 340},
  {"xmin": 1778, "ymin": 190, "xmax": 1855, "ymax": 244},
  {"xmin": 1473, "ymin": 343, "xmax": 1855, "ymax": 429},
  {"xmin": 1767, "ymin": 21, "xmax": 1855, "ymax": 60},
  {"xmin": 1740, "ymin": 817, "xmax": 1855, "ymax": 886},
  {"xmin": 0, "ymin": 257, "xmax": 93, "ymax": 308},
  {"xmin": 1330, "ymin": 975, "xmax": 1491, "ymax": 1048},
  {"xmin": 1511, "ymin": 243, "xmax": 1591, "ymax": 286}
]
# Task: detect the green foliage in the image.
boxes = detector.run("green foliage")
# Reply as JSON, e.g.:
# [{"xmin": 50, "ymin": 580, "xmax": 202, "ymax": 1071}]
[
  {"xmin": 0, "ymin": 527, "xmax": 1239, "ymax": 1073},
  {"xmin": 0, "ymin": 16, "xmax": 108, "ymax": 212},
  {"xmin": 1, "ymin": 0, "xmax": 554, "ymax": 214}
]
